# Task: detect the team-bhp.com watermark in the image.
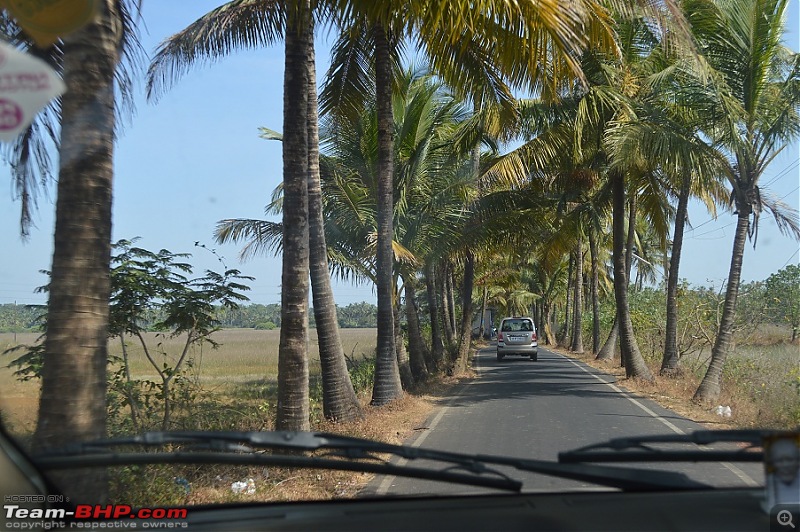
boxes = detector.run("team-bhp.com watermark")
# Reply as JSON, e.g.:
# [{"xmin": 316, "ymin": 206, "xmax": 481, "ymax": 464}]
[{"xmin": 5, "ymin": 496, "xmax": 188, "ymax": 529}]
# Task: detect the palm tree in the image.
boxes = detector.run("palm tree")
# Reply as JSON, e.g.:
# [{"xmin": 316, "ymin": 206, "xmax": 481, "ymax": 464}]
[
  {"xmin": 275, "ymin": 1, "xmax": 313, "ymax": 431},
  {"xmin": 480, "ymin": 7, "xmax": 696, "ymax": 380},
  {"xmin": 326, "ymin": 0, "xmax": 618, "ymax": 385},
  {"xmin": 322, "ymin": 67, "xmax": 477, "ymax": 386},
  {"xmin": 570, "ymin": 235, "xmax": 585, "ymax": 353},
  {"xmin": 31, "ymin": 0, "xmax": 129, "ymax": 503},
  {"xmin": 610, "ymin": 103, "xmax": 729, "ymax": 373},
  {"xmin": 147, "ymin": 0, "xmax": 366, "ymax": 426},
  {"xmin": 371, "ymin": 20, "xmax": 403, "ymax": 404},
  {"xmin": 305, "ymin": 25, "xmax": 363, "ymax": 422},
  {"xmin": 683, "ymin": 0, "xmax": 800, "ymax": 402},
  {"xmin": 220, "ymin": 67, "xmax": 475, "ymax": 391}
]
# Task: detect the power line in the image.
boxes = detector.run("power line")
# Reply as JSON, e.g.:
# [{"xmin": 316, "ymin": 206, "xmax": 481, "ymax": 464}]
[
  {"xmin": 686, "ymin": 157, "xmax": 799, "ymax": 231},
  {"xmin": 762, "ymin": 156, "xmax": 800, "ymax": 188},
  {"xmin": 781, "ymin": 248, "xmax": 799, "ymax": 269},
  {"xmin": 780, "ymin": 185, "xmax": 800, "ymax": 201},
  {"xmin": 689, "ymin": 221, "xmax": 736, "ymax": 239},
  {"xmin": 687, "ymin": 215, "xmax": 723, "ymax": 233}
]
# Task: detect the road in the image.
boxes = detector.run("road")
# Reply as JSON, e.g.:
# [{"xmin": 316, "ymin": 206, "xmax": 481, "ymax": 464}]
[{"xmin": 364, "ymin": 345, "xmax": 763, "ymax": 496}]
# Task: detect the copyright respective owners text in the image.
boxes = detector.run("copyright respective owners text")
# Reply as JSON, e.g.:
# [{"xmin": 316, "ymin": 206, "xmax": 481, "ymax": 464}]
[
  {"xmin": 773, "ymin": 504, "xmax": 800, "ymax": 532},
  {"xmin": 3, "ymin": 496, "xmax": 189, "ymax": 529}
]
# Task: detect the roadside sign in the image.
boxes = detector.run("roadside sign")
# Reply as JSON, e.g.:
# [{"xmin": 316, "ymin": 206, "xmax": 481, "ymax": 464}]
[
  {"xmin": 2, "ymin": 0, "xmax": 98, "ymax": 47},
  {"xmin": 0, "ymin": 41, "xmax": 65, "ymax": 141}
]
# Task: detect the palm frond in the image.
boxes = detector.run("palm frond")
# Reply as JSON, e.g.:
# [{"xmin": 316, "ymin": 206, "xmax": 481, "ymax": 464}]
[
  {"xmin": 213, "ymin": 218, "xmax": 283, "ymax": 261},
  {"xmin": 147, "ymin": 0, "xmax": 284, "ymax": 101},
  {"xmin": 759, "ymin": 192, "xmax": 800, "ymax": 243}
]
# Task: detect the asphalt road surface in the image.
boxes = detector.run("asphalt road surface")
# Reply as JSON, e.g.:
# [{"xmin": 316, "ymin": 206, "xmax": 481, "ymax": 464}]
[{"xmin": 365, "ymin": 345, "xmax": 763, "ymax": 497}]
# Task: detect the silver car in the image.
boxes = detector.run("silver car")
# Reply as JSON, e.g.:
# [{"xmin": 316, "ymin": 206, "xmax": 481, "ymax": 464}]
[{"xmin": 496, "ymin": 317, "xmax": 539, "ymax": 361}]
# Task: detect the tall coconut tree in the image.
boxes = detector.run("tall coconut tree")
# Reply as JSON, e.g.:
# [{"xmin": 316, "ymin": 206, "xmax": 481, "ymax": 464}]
[
  {"xmin": 29, "ymin": 0, "xmax": 135, "ymax": 503},
  {"xmin": 609, "ymin": 105, "xmax": 728, "ymax": 374},
  {"xmin": 682, "ymin": 0, "xmax": 800, "ymax": 402},
  {"xmin": 219, "ymin": 67, "xmax": 475, "ymax": 387},
  {"xmin": 275, "ymin": 0, "xmax": 313, "ymax": 431},
  {"xmin": 147, "ymin": 0, "xmax": 366, "ymax": 425},
  {"xmin": 305, "ymin": 25, "xmax": 363, "ymax": 421},
  {"xmin": 326, "ymin": 0, "xmax": 617, "ymax": 389}
]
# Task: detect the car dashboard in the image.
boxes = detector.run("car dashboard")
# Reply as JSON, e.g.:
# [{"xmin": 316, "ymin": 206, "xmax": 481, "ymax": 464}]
[{"xmin": 144, "ymin": 488, "xmax": 770, "ymax": 531}]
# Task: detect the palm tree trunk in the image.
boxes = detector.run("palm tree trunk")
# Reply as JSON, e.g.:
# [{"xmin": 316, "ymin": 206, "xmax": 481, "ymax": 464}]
[
  {"xmin": 404, "ymin": 279, "xmax": 431, "ymax": 380},
  {"xmin": 620, "ymin": 193, "xmax": 638, "ymax": 367},
  {"xmin": 694, "ymin": 207, "xmax": 750, "ymax": 402},
  {"xmin": 612, "ymin": 172, "xmax": 653, "ymax": 380},
  {"xmin": 307, "ymin": 25, "xmax": 361, "ymax": 422},
  {"xmin": 446, "ymin": 265, "xmax": 457, "ymax": 340},
  {"xmin": 559, "ymin": 254, "xmax": 573, "ymax": 346},
  {"xmin": 456, "ymin": 251, "xmax": 475, "ymax": 373},
  {"xmin": 589, "ymin": 229, "xmax": 601, "ymax": 354},
  {"xmin": 626, "ymin": 195, "xmax": 636, "ymax": 276},
  {"xmin": 425, "ymin": 261, "xmax": 445, "ymax": 369},
  {"xmin": 441, "ymin": 262, "xmax": 456, "ymax": 348},
  {"xmin": 394, "ymin": 289, "xmax": 414, "ymax": 390},
  {"xmin": 543, "ymin": 302, "xmax": 556, "ymax": 345},
  {"xmin": 33, "ymin": 0, "xmax": 122, "ymax": 503},
  {"xmin": 479, "ymin": 285, "xmax": 488, "ymax": 339},
  {"xmin": 276, "ymin": 4, "xmax": 311, "ymax": 430},
  {"xmin": 371, "ymin": 23, "xmax": 402, "ymax": 405},
  {"xmin": 596, "ymin": 317, "xmax": 618, "ymax": 361},
  {"xmin": 661, "ymin": 173, "xmax": 691, "ymax": 376},
  {"xmin": 600, "ymin": 195, "xmax": 638, "ymax": 363},
  {"xmin": 571, "ymin": 238, "xmax": 584, "ymax": 353}
]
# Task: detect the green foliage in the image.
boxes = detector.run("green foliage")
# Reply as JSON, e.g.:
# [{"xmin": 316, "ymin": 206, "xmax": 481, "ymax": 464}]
[
  {"xmin": 4, "ymin": 338, "xmax": 45, "ymax": 382},
  {"xmin": 4, "ymin": 239, "xmax": 253, "ymax": 432},
  {"xmin": 254, "ymin": 321, "xmax": 277, "ymax": 330},
  {"xmin": 764, "ymin": 265, "xmax": 800, "ymax": 341},
  {"xmin": 629, "ymin": 288, "xmax": 668, "ymax": 362},
  {"xmin": 0, "ymin": 304, "xmax": 46, "ymax": 332},
  {"xmin": 336, "ymin": 302, "xmax": 379, "ymax": 328},
  {"xmin": 106, "ymin": 352, "xmax": 206, "ymax": 434},
  {"xmin": 346, "ymin": 354, "xmax": 376, "ymax": 396},
  {"xmin": 596, "ymin": 280, "xmax": 774, "ymax": 369}
]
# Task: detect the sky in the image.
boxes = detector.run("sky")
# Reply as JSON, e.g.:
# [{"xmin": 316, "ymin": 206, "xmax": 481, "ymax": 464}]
[{"xmin": 0, "ymin": 1, "xmax": 798, "ymax": 307}]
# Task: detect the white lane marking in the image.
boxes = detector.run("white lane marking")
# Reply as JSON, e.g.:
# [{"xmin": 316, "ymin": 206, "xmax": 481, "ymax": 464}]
[
  {"xmin": 375, "ymin": 348, "xmax": 487, "ymax": 495},
  {"xmin": 558, "ymin": 351, "xmax": 759, "ymax": 487}
]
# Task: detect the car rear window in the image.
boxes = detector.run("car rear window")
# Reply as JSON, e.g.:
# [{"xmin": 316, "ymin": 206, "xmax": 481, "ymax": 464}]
[{"xmin": 501, "ymin": 319, "xmax": 533, "ymax": 332}]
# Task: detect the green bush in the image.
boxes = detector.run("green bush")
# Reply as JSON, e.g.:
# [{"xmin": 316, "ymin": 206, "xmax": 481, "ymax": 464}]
[{"xmin": 347, "ymin": 355, "xmax": 376, "ymax": 396}]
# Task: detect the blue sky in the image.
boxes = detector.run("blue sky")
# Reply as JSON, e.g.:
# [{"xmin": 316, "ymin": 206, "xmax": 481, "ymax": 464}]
[{"xmin": 0, "ymin": 1, "xmax": 798, "ymax": 306}]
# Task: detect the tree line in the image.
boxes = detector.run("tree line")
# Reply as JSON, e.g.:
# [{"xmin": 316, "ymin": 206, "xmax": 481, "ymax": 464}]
[
  {"xmin": 2, "ymin": 0, "xmax": 798, "ymax": 503},
  {"xmin": 0, "ymin": 300, "xmax": 380, "ymax": 332}
]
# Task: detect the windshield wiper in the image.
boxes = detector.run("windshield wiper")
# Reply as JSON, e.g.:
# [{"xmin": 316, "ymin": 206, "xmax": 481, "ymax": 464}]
[
  {"xmin": 558, "ymin": 429, "xmax": 792, "ymax": 464},
  {"xmin": 33, "ymin": 431, "xmax": 523, "ymax": 492},
  {"xmin": 32, "ymin": 430, "xmax": 711, "ymax": 493}
]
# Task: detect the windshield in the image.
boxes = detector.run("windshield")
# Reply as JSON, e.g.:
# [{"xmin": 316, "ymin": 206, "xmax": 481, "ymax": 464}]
[
  {"xmin": 501, "ymin": 319, "xmax": 534, "ymax": 332},
  {"xmin": 0, "ymin": 0, "xmax": 798, "ymax": 518}
]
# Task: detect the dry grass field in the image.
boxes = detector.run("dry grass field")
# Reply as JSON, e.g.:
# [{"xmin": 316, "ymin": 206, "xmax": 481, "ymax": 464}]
[{"xmin": 0, "ymin": 328, "xmax": 377, "ymax": 434}]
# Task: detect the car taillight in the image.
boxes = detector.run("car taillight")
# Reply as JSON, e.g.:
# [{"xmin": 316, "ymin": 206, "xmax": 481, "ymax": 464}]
[
  {"xmin": 531, "ymin": 332, "xmax": 537, "ymax": 341},
  {"xmin": 498, "ymin": 332, "xmax": 504, "ymax": 341}
]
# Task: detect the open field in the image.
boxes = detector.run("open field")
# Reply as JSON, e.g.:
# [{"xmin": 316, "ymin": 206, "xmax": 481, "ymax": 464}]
[
  {"xmin": 0, "ymin": 328, "xmax": 378, "ymax": 434},
  {"xmin": 2, "ymin": 327, "xmax": 796, "ymax": 434}
]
